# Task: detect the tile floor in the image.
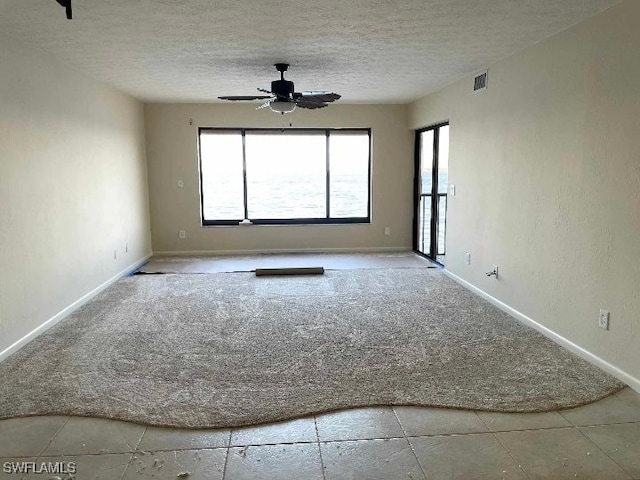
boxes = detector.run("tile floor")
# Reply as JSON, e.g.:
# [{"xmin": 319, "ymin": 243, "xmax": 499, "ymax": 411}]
[
  {"xmin": 137, "ymin": 251, "xmax": 436, "ymax": 275},
  {"xmin": 1, "ymin": 388, "xmax": 640, "ymax": 479}
]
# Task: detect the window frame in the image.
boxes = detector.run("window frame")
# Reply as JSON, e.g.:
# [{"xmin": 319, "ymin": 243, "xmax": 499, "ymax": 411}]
[
  {"xmin": 198, "ymin": 127, "xmax": 372, "ymax": 226},
  {"xmin": 413, "ymin": 121, "xmax": 449, "ymax": 263}
]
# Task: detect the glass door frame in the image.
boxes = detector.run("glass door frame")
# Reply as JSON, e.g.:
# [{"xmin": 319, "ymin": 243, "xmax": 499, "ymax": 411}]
[{"xmin": 413, "ymin": 121, "xmax": 449, "ymax": 265}]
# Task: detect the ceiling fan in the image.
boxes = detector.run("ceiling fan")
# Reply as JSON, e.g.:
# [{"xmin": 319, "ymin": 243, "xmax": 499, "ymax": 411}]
[{"xmin": 218, "ymin": 64, "xmax": 341, "ymax": 114}]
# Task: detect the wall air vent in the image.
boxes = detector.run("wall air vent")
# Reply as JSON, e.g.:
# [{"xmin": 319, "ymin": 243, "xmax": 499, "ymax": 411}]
[{"xmin": 473, "ymin": 71, "xmax": 488, "ymax": 92}]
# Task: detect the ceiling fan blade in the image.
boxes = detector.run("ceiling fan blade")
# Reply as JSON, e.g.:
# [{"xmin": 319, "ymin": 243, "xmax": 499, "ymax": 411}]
[
  {"xmin": 296, "ymin": 92, "xmax": 341, "ymax": 103},
  {"xmin": 298, "ymin": 91, "xmax": 334, "ymax": 96},
  {"xmin": 293, "ymin": 92, "xmax": 340, "ymax": 103},
  {"xmin": 218, "ymin": 95, "xmax": 273, "ymax": 101},
  {"xmin": 295, "ymin": 101, "xmax": 329, "ymax": 110},
  {"xmin": 256, "ymin": 100, "xmax": 273, "ymax": 110}
]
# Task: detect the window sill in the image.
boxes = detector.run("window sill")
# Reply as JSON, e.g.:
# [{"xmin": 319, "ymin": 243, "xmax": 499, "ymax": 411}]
[{"xmin": 201, "ymin": 218, "xmax": 371, "ymax": 227}]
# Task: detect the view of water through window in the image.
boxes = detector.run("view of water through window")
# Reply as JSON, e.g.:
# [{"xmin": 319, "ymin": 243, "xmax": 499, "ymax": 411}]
[{"xmin": 200, "ymin": 130, "xmax": 370, "ymax": 223}]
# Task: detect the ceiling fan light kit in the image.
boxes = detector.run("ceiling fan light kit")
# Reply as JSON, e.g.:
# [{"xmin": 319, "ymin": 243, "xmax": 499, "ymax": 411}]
[
  {"xmin": 269, "ymin": 100, "xmax": 296, "ymax": 114},
  {"xmin": 218, "ymin": 63, "xmax": 341, "ymax": 114}
]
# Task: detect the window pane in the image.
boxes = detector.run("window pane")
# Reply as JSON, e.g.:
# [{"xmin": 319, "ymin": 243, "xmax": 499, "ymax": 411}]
[
  {"xmin": 437, "ymin": 125, "xmax": 449, "ymax": 194},
  {"xmin": 200, "ymin": 132, "xmax": 244, "ymax": 220},
  {"xmin": 420, "ymin": 130, "xmax": 434, "ymax": 194},
  {"xmin": 419, "ymin": 194, "xmax": 431, "ymax": 255},
  {"xmin": 329, "ymin": 132, "xmax": 369, "ymax": 218},
  {"xmin": 245, "ymin": 133, "xmax": 326, "ymax": 219},
  {"xmin": 437, "ymin": 195, "xmax": 447, "ymax": 254}
]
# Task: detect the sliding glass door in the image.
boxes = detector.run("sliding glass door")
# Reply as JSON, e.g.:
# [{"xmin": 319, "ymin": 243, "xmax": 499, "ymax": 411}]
[{"xmin": 414, "ymin": 123, "xmax": 449, "ymax": 264}]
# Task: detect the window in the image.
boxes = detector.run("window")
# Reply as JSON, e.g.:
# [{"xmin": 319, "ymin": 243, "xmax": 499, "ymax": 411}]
[
  {"xmin": 199, "ymin": 128, "xmax": 371, "ymax": 225},
  {"xmin": 414, "ymin": 122, "xmax": 449, "ymax": 265}
]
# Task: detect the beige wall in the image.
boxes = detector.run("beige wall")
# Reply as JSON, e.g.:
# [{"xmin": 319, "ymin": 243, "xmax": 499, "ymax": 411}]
[
  {"xmin": 0, "ymin": 34, "xmax": 152, "ymax": 353},
  {"xmin": 409, "ymin": 0, "xmax": 640, "ymax": 382},
  {"xmin": 145, "ymin": 103, "xmax": 413, "ymax": 253}
]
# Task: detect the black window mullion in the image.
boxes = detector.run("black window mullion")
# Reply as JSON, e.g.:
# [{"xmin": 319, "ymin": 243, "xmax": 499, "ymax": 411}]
[
  {"xmin": 325, "ymin": 130, "xmax": 330, "ymax": 218},
  {"xmin": 198, "ymin": 127, "xmax": 206, "ymax": 226},
  {"xmin": 241, "ymin": 130, "xmax": 248, "ymax": 220},
  {"xmin": 367, "ymin": 130, "xmax": 372, "ymax": 221},
  {"xmin": 430, "ymin": 128, "xmax": 440, "ymax": 259}
]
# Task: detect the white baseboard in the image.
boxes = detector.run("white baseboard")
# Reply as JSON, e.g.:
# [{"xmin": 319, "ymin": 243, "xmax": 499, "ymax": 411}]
[
  {"xmin": 0, "ymin": 253, "xmax": 152, "ymax": 363},
  {"xmin": 442, "ymin": 269, "xmax": 640, "ymax": 393},
  {"xmin": 153, "ymin": 247, "xmax": 412, "ymax": 256}
]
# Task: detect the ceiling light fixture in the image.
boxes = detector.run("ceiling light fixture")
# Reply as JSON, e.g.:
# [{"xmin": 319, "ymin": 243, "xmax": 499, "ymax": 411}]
[{"xmin": 269, "ymin": 100, "xmax": 296, "ymax": 114}]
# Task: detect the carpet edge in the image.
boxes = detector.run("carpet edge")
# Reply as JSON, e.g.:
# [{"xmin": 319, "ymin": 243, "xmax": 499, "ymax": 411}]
[{"xmin": 0, "ymin": 386, "xmax": 626, "ymax": 430}]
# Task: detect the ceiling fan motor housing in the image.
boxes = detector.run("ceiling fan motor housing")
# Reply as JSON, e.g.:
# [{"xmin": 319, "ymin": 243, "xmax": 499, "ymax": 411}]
[{"xmin": 271, "ymin": 79, "xmax": 294, "ymax": 99}]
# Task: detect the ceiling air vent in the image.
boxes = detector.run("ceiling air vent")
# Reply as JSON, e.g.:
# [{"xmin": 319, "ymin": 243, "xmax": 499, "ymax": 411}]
[{"xmin": 473, "ymin": 71, "xmax": 488, "ymax": 92}]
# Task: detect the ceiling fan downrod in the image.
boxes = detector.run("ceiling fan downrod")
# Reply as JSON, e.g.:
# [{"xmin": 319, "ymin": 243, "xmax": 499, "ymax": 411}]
[{"xmin": 274, "ymin": 63, "xmax": 290, "ymax": 80}]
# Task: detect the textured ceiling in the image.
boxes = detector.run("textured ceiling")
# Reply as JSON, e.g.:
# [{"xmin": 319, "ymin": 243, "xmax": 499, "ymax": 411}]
[{"xmin": 0, "ymin": 0, "xmax": 622, "ymax": 103}]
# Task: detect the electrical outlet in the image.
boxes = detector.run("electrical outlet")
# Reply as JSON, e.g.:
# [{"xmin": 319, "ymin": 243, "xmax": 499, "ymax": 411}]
[
  {"xmin": 599, "ymin": 309, "xmax": 610, "ymax": 330},
  {"xmin": 177, "ymin": 179, "xmax": 184, "ymax": 188},
  {"xmin": 450, "ymin": 184, "xmax": 456, "ymax": 196},
  {"xmin": 384, "ymin": 227, "xmax": 390, "ymax": 236},
  {"xmin": 465, "ymin": 252, "xmax": 471, "ymax": 265},
  {"xmin": 179, "ymin": 230, "xmax": 186, "ymax": 239}
]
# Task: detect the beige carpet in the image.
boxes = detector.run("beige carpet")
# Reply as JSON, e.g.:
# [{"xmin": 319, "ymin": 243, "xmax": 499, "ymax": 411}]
[{"xmin": 0, "ymin": 268, "xmax": 624, "ymax": 428}]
